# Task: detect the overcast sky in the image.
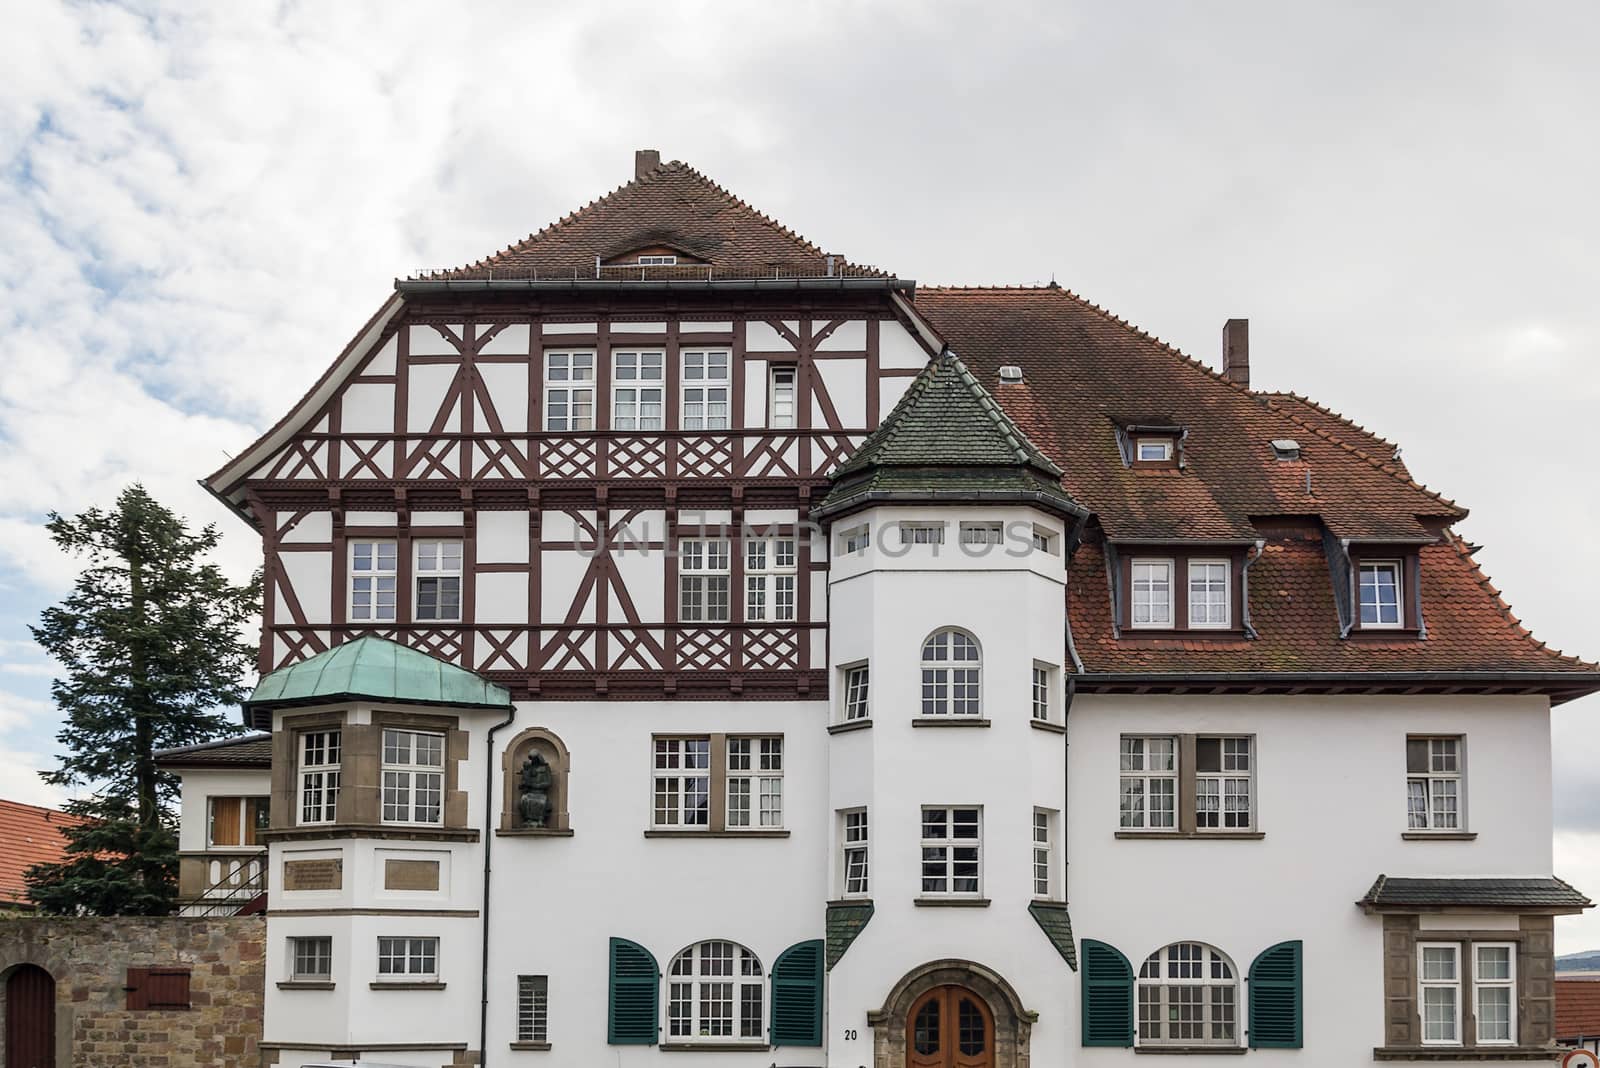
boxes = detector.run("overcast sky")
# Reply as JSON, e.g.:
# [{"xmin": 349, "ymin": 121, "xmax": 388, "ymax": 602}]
[{"xmin": 4, "ymin": 0, "xmax": 1599, "ymax": 944}]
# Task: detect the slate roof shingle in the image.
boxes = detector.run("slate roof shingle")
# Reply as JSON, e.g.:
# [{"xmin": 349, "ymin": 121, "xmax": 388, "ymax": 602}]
[
  {"xmin": 1359, "ymin": 875, "xmax": 1594, "ymax": 910},
  {"xmin": 154, "ymin": 734, "xmax": 274, "ymax": 769}
]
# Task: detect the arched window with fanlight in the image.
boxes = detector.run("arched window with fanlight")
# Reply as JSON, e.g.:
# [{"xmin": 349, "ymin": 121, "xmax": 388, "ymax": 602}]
[
  {"xmin": 666, "ymin": 940, "xmax": 764, "ymax": 1042},
  {"xmin": 920, "ymin": 629, "xmax": 982, "ymax": 717},
  {"xmin": 1136, "ymin": 942, "xmax": 1239, "ymax": 1048}
]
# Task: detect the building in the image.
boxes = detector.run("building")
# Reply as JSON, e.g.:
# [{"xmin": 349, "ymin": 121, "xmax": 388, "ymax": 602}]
[
  {"xmin": 1557, "ymin": 978, "xmax": 1600, "ymax": 1053},
  {"xmin": 0, "ymin": 799, "xmax": 85, "ymax": 912},
  {"xmin": 181, "ymin": 150, "xmax": 1599, "ymax": 1067}
]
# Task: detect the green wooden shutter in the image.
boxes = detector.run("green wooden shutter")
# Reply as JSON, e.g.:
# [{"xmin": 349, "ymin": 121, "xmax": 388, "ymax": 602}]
[
  {"xmin": 1080, "ymin": 939, "xmax": 1134, "ymax": 1047},
  {"xmin": 770, "ymin": 939, "xmax": 824, "ymax": 1046},
  {"xmin": 1248, "ymin": 940, "xmax": 1303, "ymax": 1048},
  {"xmin": 608, "ymin": 937, "xmax": 659, "ymax": 1045}
]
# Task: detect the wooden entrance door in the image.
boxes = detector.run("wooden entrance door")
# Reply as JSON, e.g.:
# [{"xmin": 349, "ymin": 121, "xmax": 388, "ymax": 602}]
[
  {"xmin": 908, "ymin": 984, "xmax": 994, "ymax": 1068},
  {"xmin": 5, "ymin": 964, "xmax": 56, "ymax": 1068}
]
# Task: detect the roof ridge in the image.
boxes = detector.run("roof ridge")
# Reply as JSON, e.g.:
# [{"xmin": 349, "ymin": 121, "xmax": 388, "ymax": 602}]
[
  {"xmin": 449, "ymin": 166, "xmax": 661, "ymax": 274},
  {"xmin": 153, "ymin": 733, "xmax": 270, "ymax": 758},
  {"xmin": 671, "ymin": 161, "xmax": 832, "ymax": 262},
  {"xmin": 1440, "ymin": 530, "xmax": 1596, "ymax": 669},
  {"xmin": 1261, "ymin": 391, "xmax": 1402, "ymax": 454}
]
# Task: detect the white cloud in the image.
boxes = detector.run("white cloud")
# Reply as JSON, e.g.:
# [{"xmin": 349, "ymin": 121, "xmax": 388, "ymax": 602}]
[{"xmin": 0, "ymin": 746, "xmax": 63, "ymax": 809}]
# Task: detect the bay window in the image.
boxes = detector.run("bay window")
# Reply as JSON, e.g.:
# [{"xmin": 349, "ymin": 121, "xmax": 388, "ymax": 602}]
[
  {"xmin": 299, "ymin": 730, "xmax": 340, "ymax": 825},
  {"xmin": 381, "ymin": 728, "xmax": 444, "ymax": 825}
]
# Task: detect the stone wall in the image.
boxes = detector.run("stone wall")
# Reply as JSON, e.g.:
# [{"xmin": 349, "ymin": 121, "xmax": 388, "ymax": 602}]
[{"xmin": 0, "ymin": 915, "xmax": 264, "ymax": 1068}]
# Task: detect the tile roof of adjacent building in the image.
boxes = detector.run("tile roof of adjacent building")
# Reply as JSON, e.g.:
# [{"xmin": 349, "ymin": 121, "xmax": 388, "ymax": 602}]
[
  {"xmin": 153, "ymin": 734, "xmax": 274, "ymax": 769},
  {"xmin": 1556, "ymin": 978, "xmax": 1600, "ymax": 1039},
  {"xmin": 0, "ymin": 799, "xmax": 86, "ymax": 908},
  {"xmin": 1358, "ymin": 875, "xmax": 1594, "ymax": 911}
]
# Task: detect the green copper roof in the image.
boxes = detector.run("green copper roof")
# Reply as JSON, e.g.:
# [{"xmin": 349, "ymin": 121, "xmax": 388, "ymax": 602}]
[
  {"xmin": 1028, "ymin": 901, "xmax": 1078, "ymax": 970},
  {"xmin": 815, "ymin": 348, "xmax": 1084, "ymax": 521},
  {"xmin": 825, "ymin": 901, "xmax": 874, "ymax": 971},
  {"xmin": 246, "ymin": 636, "xmax": 512, "ymax": 716}
]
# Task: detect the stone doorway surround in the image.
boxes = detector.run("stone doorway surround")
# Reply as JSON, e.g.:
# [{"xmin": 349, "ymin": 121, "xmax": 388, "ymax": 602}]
[{"xmin": 867, "ymin": 959, "xmax": 1037, "ymax": 1068}]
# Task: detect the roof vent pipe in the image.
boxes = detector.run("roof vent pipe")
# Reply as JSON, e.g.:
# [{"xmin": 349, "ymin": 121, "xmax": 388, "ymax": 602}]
[
  {"xmin": 1223, "ymin": 318, "xmax": 1250, "ymax": 387},
  {"xmin": 825, "ymin": 255, "xmax": 835, "ymax": 277},
  {"xmin": 635, "ymin": 148, "xmax": 661, "ymax": 179}
]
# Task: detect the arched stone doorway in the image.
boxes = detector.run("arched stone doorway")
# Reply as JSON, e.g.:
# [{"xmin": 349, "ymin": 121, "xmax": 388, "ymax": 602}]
[
  {"xmin": 868, "ymin": 959, "xmax": 1036, "ymax": 1068},
  {"xmin": 5, "ymin": 963, "xmax": 56, "ymax": 1068}
]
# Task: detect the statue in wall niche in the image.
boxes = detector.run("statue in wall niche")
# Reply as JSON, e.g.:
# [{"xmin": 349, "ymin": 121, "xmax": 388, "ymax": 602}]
[{"xmin": 517, "ymin": 751, "xmax": 554, "ymax": 828}]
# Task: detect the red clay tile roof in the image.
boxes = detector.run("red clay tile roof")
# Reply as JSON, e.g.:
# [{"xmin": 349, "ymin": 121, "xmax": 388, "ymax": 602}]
[
  {"xmin": 428, "ymin": 160, "xmax": 888, "ymax": 282},
  {"xmin": 1261, "ymin": 392, "xmax": 1412, "ymax": 478},
  {"xmin": 1557, "ymin": 978, "xmax": 1600, "ymax": 1039},
  {"xmin": 0, "ymin": 799, "xmax": 85, "ymax": 908}
]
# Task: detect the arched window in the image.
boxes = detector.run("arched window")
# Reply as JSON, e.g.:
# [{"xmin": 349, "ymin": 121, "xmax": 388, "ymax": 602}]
[
  {"xmin": 667, "ymin": 941, "xmax": 763, "ymax": 1042},
  {"xmin": 1136, "ymin": 942, "xmax": 1238, "ymax": 1047},
  {"xmin": 921, "ymin": 629, "xmax": 981, "ymax": 716}
]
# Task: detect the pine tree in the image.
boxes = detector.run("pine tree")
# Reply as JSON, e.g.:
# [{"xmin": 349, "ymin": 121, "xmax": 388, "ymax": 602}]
[{"xmin": 24, "ymin": 484, "xmax": 260, "ymax": 915}]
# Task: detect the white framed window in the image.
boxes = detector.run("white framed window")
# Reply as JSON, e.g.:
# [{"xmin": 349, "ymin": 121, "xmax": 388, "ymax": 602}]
[
  {"xmin": 1137, "ymin": 943, "xmax": 1238, "ymax": 1047},
  {"xmin": 543, "ymin": 351, "xmax": 595, "ymax": 431},
  {"xmin": 1359, "ymin": 560, "xmax": 1403, "ymax": 627},
  {"xmin": 1032, "ymin": 525, "xmax": 1058, "ymax": 553},
  {"xmin": 349, "ymin": 540, "xmax": 397, "ymax": 622},
  {"xmin": 726, "ymin": 736, "xmax": 783, "ymax": 828},
  {"xmin": 921, "ymin": 629, "xmax": 981, "ymax": 716},
  {"xmin": 679, "ymin": 538, "xmax": 731, "ymax": 623},
  {"xmin": 841, "ymin": 662, "xmax": 870, "ymax": 721},
  {"xmin": 1195, "ymin": 736, "xmax": 1252, "ymax": 830},
  {"xmin": 682, "ymin": 350, "xmax": 730, "ymax": 431},
  {"xmin": 638, "ymin": 254, "xmax": 677, "ymax": 266},
  {"xmin": 1418, "ymin": 943, "xmax": 1461, "ymax": 1045},
  {"xmin": 299, "ymin": 730, "xmax": 341, "ymax": 825},
  {"xmin": 613, "ymin": 350, "xmax": 665, "ymax": 430},
  {"xmin": 652, "ymin": 737, "xmax": 710, "ymax": 828},
  {"xmin": 289, "ymin": 936, "xmax": 332, "ymax": 981},
  {"xmin": 518, "ymin": 974, "xmax": 549, "ymax": 1043},
  {"xmin": 1474, "ymin": 943, "xmax": 1516, "ymax": 1045},
  {"xmin": 1136, "ymin": 437, "xmax": 1174, "ymax": 462},
  {"xmin": 1120, "ymin": 735, "xmax": 1177, "ymax": 829},
  {"xmin": 1130, "ymin": 559, "xmax": 1174, "ymax": 627},
  {"xmin": 744, "ymin": 537, "xmax": 796, "ymax": 622},
  {"xmin": 381, "ymin": 728, "xmax": 444, "ymax": 825},
  {"xmin": 668, "ymin": 941, "xmax": 764, "ymax": 1042},
  {"xmin": 1032, "ymin": 663, "xmax": 1054, "ymax": 722},
  {"xmin": 919, "ymin": 806, "xmax": 982, "ymax": 896},
  {"xmin": 899, "ymin": 521, "xmax": 945, "ymax": 545},
  {"xmin": 959, "ymin": 521, "xmax": 1003, "ymax": 548},
  {"xmin": 1188, "ymin": 559, "xmax": 1231, "ymax": 628},
  {"xmin": 414, "ymin": 539, "xmax": 462, "ymax": 622},
  {"xmin": 839, "ymin": 523, "xmax": 870, "ymax": 555},
  {"xmin": 768, "ymin": 366, "xmax": 797, "ymax": 429},
  {"xmin": 377, "ymin": 936, "xmax": 438, "ymax": 982},
  {"xmin": 1407, "ymin": 736, "xmax": 1463, "ymax": 831},
  {"xmin": 1032, "ymin": 808, "xmax": 1056, "ymax": 899},
  {"xmin": 841, "ymin": 808, "xmax": 869, "ymax": 897},
  {"xmin": 207, "ymin": 796, "xmax": 268, "ymax": 847}
]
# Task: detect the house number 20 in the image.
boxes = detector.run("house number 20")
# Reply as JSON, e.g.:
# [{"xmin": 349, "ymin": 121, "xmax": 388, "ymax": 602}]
[{"xmin": 843, "ymin": 1028, "xmax": 858, "ymax": 1040}]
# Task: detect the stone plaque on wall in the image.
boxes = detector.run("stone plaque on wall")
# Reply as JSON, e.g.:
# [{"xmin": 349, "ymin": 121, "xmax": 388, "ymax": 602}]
[
  {"xmin": 282, "ymin": 858, "xmax": 342, "ymax": 891},
  {"xmin": 384, "ymin": 859, "xmax": 441, "ymax": 892}
]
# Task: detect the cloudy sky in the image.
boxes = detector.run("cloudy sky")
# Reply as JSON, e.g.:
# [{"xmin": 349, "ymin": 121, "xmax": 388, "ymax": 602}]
[{"xmin": 4, "ymin": 1, "xmax": 1600, "ymax": 942}]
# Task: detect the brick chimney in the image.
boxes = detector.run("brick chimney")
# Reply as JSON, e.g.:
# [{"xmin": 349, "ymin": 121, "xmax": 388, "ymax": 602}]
[
  {"xmin": 1222, "ymin": 318, "xmax": 1250, "ymax": 388},
  {"xmin": 635, "ymin": 148, "xmax": 661, "ymax": 179}
]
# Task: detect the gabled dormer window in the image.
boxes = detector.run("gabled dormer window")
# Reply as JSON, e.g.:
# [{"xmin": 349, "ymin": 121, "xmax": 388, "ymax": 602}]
[
  {"xmin": 1346, "ymin": 548, "xmax": 1421, "ymax": 633},
  {"xmin": 1119, "ymin": 423, "xmax": 1184, "ymax": 470},
  {"xmin": 1120, "ymin": 548, "xmax": 1241, "ymax": 634},
  {"xmin": 1359, "ymin": 561, "xmax": 1403, "ymax": 628}
]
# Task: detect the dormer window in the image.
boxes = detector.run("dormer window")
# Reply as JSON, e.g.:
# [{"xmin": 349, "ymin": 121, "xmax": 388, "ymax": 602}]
[
  {"xmin": 1136, "ymin": 438, "xmax": 1173, "ymax": 463},
  {"xmin": 638, "ymin": 254, "xmax": 677, "ymax": 266},
  {"xmin": 1359, "ymin": 561, "xmax": 1403, "ymax": 628},
  {"xmin": 1120, "ymin": 549, "xmax": 1242, "ymax": 634},
  {"xmin": 1122, "ymin": 425, "xmax": 1183, "ymax": 469}
]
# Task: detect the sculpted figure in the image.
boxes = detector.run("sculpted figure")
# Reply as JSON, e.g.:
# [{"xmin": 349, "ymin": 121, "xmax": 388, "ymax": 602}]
[{"xmin": 517, "ymin": 751, "xmax": 554, "ymax": 827}]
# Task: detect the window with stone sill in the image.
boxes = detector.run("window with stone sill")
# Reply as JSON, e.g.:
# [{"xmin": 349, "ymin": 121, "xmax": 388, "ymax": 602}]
[
  {"xmin": 377, "ymin": 936, "xmax": 438, "ymax": 982},
  {"xmin": 920, "ymin": 806, "xmax": 982, "ymax": 897},
  {"xmin": 650, "ymin": 734, "xmax": 785, "ymax": 832},
  {"xmin": 840, "ymin": 662, "xmax": 870, "ymax": 722},
  {"xmin": 921, "ymin": 628, "xmax": 981, "ymax": 717},
  {"xmin": 1136, "ymin": 942, "xmax": 1239, "ymax": 1048},
  {"xmin": 1407, "ymin": 735, "xmax": 1464, "ymax": 832},
  {"xmin": 667, "ymin": 941, "xmax": 764, "ymax": 1042},
  {"xmin": 299, "ymin": 729, "xmax": 341, "ymax": 826},
  {"xmin": 841, "ymin": 807, "xmax": 870, "ymax": 897},
  {"xmin": 518, "ymin": 974, "xmax": 550, "ymax": 1043},
  {"xmin": 290, "ymin": 936, "xmax": 332, "ymax": 981},
  {"xmin": 381, "ymin": 727, "xmax": 445, "ymax": 825}
]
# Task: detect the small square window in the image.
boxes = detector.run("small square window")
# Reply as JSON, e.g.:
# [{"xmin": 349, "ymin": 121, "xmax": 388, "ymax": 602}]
[
  {"xmin": 290, "ymin": 936, "xmax": 333, "ymax": 981},
  {"xmin": 1136, "ymin": 438, "xmax": 1173, "ymax": 462}
]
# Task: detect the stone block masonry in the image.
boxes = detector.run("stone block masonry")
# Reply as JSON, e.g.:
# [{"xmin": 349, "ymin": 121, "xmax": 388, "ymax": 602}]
[{"xmin": 0, "ymin": 915, "xmax": 264, "ymax": 1067}]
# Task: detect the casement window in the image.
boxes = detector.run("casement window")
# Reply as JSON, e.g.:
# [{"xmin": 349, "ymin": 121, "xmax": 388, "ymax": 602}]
[
  {"xmin": 299, "ymin": 730, "xmax": 341, "ymax": 825},
  {"xmin": 959, "ymin": 521, "xmax": 1004, "ymax": 547},
  {"xmin": 518, "ymin": 975, "xmax": 550, "ymax": 1044},
  {"xmin": 726, "ymin": 736, "xmax": 783, "ymax": 829},
  {"xmin": 667, "ymin": 941, "xmax": 764, "ymax": 1041},
  {"xmin": 544, "ymin": 351, "xmax": 595, "ymax": 431},
  {"xmin": 1359, "ymin": 560, "xmax": 1404, "ymax": 627},
  {"xmin": 349, "ymin": 540, "xmax": 397, "ymax": 622},
  {"xmin": 1195, "ymin": 736, "xmax": 1252, "ymax": 830},
  {"xmin": 919, "ymin": 806, "xmax": 982, "ymax": 896},
  {"xmin": 1136, "ymin": 438, "xmax": 1174, "ymax": 463},
  {"xmin": 1032, "ymin": 663, "xmax": 1054, "ymax": 722},
  {"xmin": 1130, "ymin": 560, "xmax": 1174, "ymax": 627},
  {"xmin": 681, "ymin": 350, "xmax": 730, "ymax": 431},
  {"xmin": 381, "ymin": 728, "xmax": 445, "ymax": 825},
  {"xmin": 678, "ymin": 538, "xmax": 731, "ymax": 623},
  {"xmin": 768, "ymin": 366, "xmax": 797, "ymax": 429},
  {"xmin": 839, "ymin": 523, "xmax": 870, "ymax": 555},
  {"xmin": 841, "ymin": 663, "xmax": 870, "ymax": 721},
  {"xmin": 744, "ymin": 537, "xmax": 796, "ymax": 622},
  {"xmin": 377, "ymin": 936, "xmax": 438, "ymax": 982},
  {"xmin": 208, "ymin": 796, "xmax": 269, "ymax": 847},
  {"xmin": 1474, "ymin": 944, "xmax": 1516, "ymax": 1045},
  {"xmin": 899, "ymin": 521, "xmax": 945, "ymax": 545},
  {"xmin": 1188, "ymin": 559, "xmax": 1231, "ymax": 628},
  {"xmin": 1137, "ymin": 943, "xmax": 1238, "ymax": 1047},
  {"xmin": 1032, "ymin": 525, "xmax": 1058, "ymax": 553},
  {"xmin": 1407, "ymin": 736, "xmax": 1463, "ymax": 831},
  {"xmin": 1119, "ymin": 735, "xmax": 1177, "ymax": 829},
  {"xmin": 613, "ymin": 350, "xmax": 665, "ymax": 430},
  {"xmin": 921, "ymin": 629, "xmax": 982, "ymax": 716},
  {"xmin": 414, "ymin": 539, "xmax": 462, "ymax": 622},
  {"xmin": 841, "ymin": 808, "xmax": 869, "ymax": 896},
  {"xmin": 289, "ymin": 936, "xmax": 332, "ymax": 981},
  {"xmin": 652, "ymin": 737, "xmax": 711, "ymax": 828},
  {"xmin": 1418, "ymin": 943, "xmax": 1460, "ymax": 1044},
  {"xmin": 1033, "ymin": 808, "xmax": 1057, "ymax": 899}
]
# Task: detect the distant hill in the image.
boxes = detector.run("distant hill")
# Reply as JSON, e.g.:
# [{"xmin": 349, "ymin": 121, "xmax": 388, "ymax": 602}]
[{"xmin": 1558, "ymin": 950, "xmax": 1600, "ymax": 972}]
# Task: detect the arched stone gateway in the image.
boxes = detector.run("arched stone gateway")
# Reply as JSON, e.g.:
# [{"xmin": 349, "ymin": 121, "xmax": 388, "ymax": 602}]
[{"xmin": 867, "ymin": 959, "xmax": 1037, "ymax": 1068}]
